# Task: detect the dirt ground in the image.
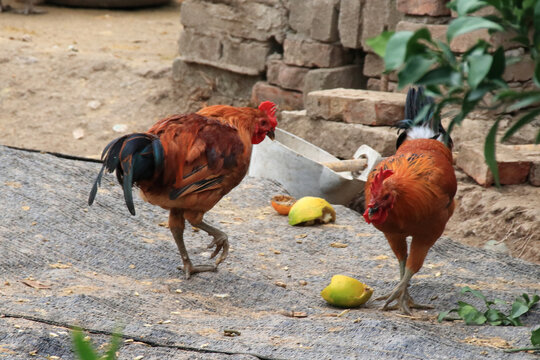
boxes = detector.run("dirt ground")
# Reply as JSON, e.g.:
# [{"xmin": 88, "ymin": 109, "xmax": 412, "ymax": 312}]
[{"xmin": 0, "ymin": 4, "xmax": 538, "ymax": 264}]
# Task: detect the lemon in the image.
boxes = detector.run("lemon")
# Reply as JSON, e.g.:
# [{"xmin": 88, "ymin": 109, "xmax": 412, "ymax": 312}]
[
  {"xmin": 288, "ymin": 196, "xmax": 336, "ymax": 226},
  {"xmin": 321, "ymin": 275, "xmax": 373, "ymax": 308}
]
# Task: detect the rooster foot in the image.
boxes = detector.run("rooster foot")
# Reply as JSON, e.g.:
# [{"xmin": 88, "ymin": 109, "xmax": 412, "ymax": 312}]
[
  {"xmin": 377, "ymin": 289, "xmax": 433, "ymax": 315},
  {"xmin": 206, "ymin": 233, "xmax": 229, "ymax": 265},
  {"xmin": 177, "ymin": 262, "xmax": 216, "ymax": 280},
  {"xmin": 196, "ymin": 221, "xmax": 230, "ymax": 265},
  {"xmin": 376, "ymin": 268, "xmax": 433, "ymax": 315}
]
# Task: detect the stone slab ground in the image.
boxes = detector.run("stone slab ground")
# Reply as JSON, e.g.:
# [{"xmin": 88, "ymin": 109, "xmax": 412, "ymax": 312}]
[{"xmin": 0, "ymin": 146, "xmax": 539, "ymax": 359}]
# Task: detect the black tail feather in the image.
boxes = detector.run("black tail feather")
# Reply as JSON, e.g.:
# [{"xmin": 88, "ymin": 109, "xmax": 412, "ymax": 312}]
[
  {"xmin": 396, "ymin": 86, "xmax": 453, "ymax": 149},
  {"xmin": 88, "ymin": 133, "xmax": 164, "ymax": 215}
]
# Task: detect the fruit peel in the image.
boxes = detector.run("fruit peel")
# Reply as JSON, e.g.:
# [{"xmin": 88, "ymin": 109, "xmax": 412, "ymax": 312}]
[
  {"xmin": 321, "ymin": 274, "xmax": 373, "ymax": 308},
  {"xmin": 288, "ymin": 196, "xmax": 336, "ymax": 226},
  {"xmin": 271, "ymin": 195, "xmax": 296, "ymax": 215}
]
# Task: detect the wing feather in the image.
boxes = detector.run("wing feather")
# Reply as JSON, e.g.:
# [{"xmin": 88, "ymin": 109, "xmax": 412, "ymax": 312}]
[{"xmin": 146, "ymin": 113, "xmax": 246, "ymax": 200}]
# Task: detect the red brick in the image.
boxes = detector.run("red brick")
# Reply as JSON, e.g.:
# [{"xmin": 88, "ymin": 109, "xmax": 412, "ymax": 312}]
[
  {"xmin": 503, "ymin": 54, "xmax": 534, "ymax": 82},
  {"xmin": 456, "ymin": 142, "xmax": 533, "ymax": 186},
  {"xmin": 367, "ymin": 78, "xmax": 398, "ymax": 92},
  {"xmin": 251, "ymin": 81, "xmax": 303, "ymax": 111},
  {"xmin": 396, "ymin": 21, "xmax": 520, "ymax": 53},
  {"xmin": 397, "ymin": 0, "xmax": 450, "ymax": 16},
  {"xmin": 361, "ymin": 0, "xmax": 403, "ymax": 50},
  {"xmin": 305, "ymin": 88, "xmax": 406, "ymax": 125},
  {"xmin": 267, "ymin": 60, "xmax": 308, "ymax": 91},
  {"xmin": 283, "ymin": 35, "xmax": 352, "ymax": 68}
]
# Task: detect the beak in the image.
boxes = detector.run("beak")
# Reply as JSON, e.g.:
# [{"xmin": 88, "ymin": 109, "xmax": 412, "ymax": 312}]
[
  {"xmin": 267, "ymin": 129, "xmax": 275, "ymax": 140},
  {"xmin": 368, "ymin": 206, "xmax": 378, "ymax": 217}
]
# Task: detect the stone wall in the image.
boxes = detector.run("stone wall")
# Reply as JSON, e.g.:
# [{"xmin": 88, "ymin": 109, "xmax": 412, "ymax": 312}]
[
  {"xmin": 173, "ymin": 0, "xmax": 535, "ymax": 109},
  {"xmin": 172, "ymin": 0, "xmax": 538, "ymax": 186}
]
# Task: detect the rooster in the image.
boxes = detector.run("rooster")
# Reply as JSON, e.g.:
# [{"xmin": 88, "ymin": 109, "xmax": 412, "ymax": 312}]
[
  {"xmin": 363, "ymin": 87, "xmax": 457, "ymax": 315},
  {"xmin": 88, "ymin": 102, "xmax": 277, "ymax": 279}
]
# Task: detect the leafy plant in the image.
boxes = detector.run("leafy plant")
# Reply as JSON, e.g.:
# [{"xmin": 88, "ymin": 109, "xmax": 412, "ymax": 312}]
[
  {"xmin": 367, "ymin": 0, "xmax": 540, "ymax": 186},
  {"xmin": 72, "ymin": 328, "xmax": 122, "ymax": 360},
  {"xmin": 437, "ymin": 287, "xmax": 539, "ymax": 325},
  {"xmin": 505, "ymin": 326, "xmax": 540, "ymax": 353}
]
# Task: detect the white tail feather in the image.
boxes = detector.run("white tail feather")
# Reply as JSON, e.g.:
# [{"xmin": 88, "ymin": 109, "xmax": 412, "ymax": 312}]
[{"xmin": 406, "ymin": 125, "xmax": 442, "ymax": 142}]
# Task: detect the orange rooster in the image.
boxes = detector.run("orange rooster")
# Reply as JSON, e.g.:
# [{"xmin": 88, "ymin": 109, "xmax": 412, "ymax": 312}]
[
  {"xmin": 364, "ymin": 87, "xmax": 457, "ymax": 315},
  {"xmin": 88, "ymin": 102, "xmax": 277, "ymax": 278}
]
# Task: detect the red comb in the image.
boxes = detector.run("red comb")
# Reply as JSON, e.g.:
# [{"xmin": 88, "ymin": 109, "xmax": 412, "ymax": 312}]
[
  {"xmin": 258, "ymin": 101, "xmax": 278, "ymax": 127},
  {"xmin": 370, "ymin": 169, "xmax": 394, "ymax": 196}
]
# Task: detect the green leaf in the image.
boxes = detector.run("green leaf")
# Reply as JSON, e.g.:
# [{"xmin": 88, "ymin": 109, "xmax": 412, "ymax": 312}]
[
  {"xmin": 532, "ymin": 327, "xmax": 540, "ymax": 346},
  {"xmin": 417, "ymin": 66, "xmax": 459, "ymax": 86},
  {"xmin": 534, "ymin": 61, "xmax": 540, "ymax": 88},
  {"xmin": 534, "ymin": 0, "xmax": 540, "ymax": 52},
  {"xmin": 447, "ymin": 17, "xmax": 504, "ymax": 43},
  {"xmin": 485, "ymin": 308, "xmax": 504, "ymax": 325},
  {"xmin": 502, "ymin": 108, "xmax": 540, "ymax": 141},
  {"xmin": 384, "ymin": 28, "xmax": 432, "ymax": 71},
  {"xmin": 511, "ymin": 300, "xmax": 532, "ymax": 319},
  {"xmin": 461, "ymin": 286, "xmax": 487, "ymax": 302},
  {"xmin": 437, "ymin": 40, "xmax": 457, "ymax": 66},
  {"xmin": 72, "ymin": 329, "xmax": 99, "ymax": 360},
  {"xmin": 105, "ymin": 331, "xmax": 122, "ymax": 360},
  {"xmin": 398, "ymin": 55, "xmax": 437, "ymax": 89},
  {"xmin": 457, "ymin": 301, "xmax": 487, "ymax": 325},
  {"xmin": 454, "ymin": 0, "xmax": 489, "ymax": 16},
  {"xmin": 484, "ymin": 118, "xmax": 501, "ymax": 187},
  {"xmin": 487, "ymin": 47, "xmax": 505, "ymax": 79},
  {"xmin": 507, "ymin": 94, "xmax": 540, "ymax": 112},
  {"xmin": 384, "ymin": 31, "xmax": 414, "ymax": 71},
  {"xmin": 437, "ymin": 309, "xmax": 457, "ymax": 322},
  {"xmin": 366, "ymin": 31, "xmax": 395, "ymax": 58}
]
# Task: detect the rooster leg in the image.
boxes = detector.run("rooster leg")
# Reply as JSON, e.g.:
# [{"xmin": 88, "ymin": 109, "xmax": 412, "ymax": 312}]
[
  {"xmin": 170, "ymin": 210, "xmax": 215, "ymax": 279},
  {"xmin": 195, "ymin": 221, "xmax": 229, "ymax": 265},
  {"xmin": 170, "ymin": 227, "xmax": 216, "ymax": 279},
  {"xmin": 379, "ymin": 268, "xmax": 434, "ymax": 315}
]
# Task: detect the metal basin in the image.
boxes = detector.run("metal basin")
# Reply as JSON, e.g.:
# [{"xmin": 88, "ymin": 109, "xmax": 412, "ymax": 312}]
[{"xmin": 249, "ymin": 128, "xmax": 381, "ymax": 205}]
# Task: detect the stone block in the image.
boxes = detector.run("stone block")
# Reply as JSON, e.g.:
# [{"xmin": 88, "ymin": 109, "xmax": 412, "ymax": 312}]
[
  {"xmin": 303, "ymin": 65, "xmax": 365, "ymax": 102},
  {"xmin": 251, "ymin": 81, "xmax": 304, "ymax": 110},
  {"xmin": 179, "ymin": 29, "xmax": 271, "ymax": 75},
  {"xmin": 339, "ymin": 0, "xmax": 363, "ymax": 49},
  {"xmin": 363, "ymin": 53, "xmax": 398, "ymax": 81},
  {"xmin": 289, "ymin": 0, "xmax": 340, "ymax": 42},
  {"xmin": 280, "ymin": 110, "xmax": 397, "ymax": 158},
  {"xmin": 456, "ymin": 142, "xmax": 533, "ymax": 186},
  {"xmin": 289, "ymin": 0, "xmax": 314, "ymax": 36},
  {"xmin": 267, "ymin": 60, "xmax": 309, "ymax": 91},
  {"xmin": 366, "ymin": 78, "xmax": 398, "ymax": 92},
  {"xmin": 503, "ymin": 54, "xmax": 534, "ymax": 82},
  {"xmin": 172, "ymin": 58, "xmax": 260, "ymax": 106},
  {"xmin": 180, "ymin": 0, "xmax": 288, "ymax": 43},
  {"xmin": 283, "ymin": 35, "xmax": 353, "ymax": 68},
  {"xmin": 305, "ymin": 88, "xmax": 406, "ymax": 125},
  {"xmin": 396, "ymin": 21, "xmax": 520, "ymax": 53},
  {"xmin": 397, "ymin": 0, "xmax": 450, "ymax": 16},
  {"xmin": 511, "ymin": 144, "xmax": 540, "ymax": 186},
  {"xmin": 361, "ymin": 0, "xmax": 403, "ymax": 50},
  {"xmin": 311, "ymin": 0, "xmax": 341, "ymax": 42}
]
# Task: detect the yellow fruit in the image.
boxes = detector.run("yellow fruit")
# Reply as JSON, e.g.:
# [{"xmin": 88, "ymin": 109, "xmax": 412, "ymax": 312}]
[
  {"xmin": 321, "ymin": 275, "xmax": 373, "ymax": 308},
  {"xmin": 288, "ymin": 196, "xmax": 336, "ymax": 226}
]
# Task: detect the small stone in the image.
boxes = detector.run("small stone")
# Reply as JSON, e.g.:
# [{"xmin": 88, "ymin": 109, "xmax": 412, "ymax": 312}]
[
  {"xmin": 113, "ymin": 124, "xmax": 128, "ymax": 133},
  {"xmin": 87, "ymin": 100, "xmax": 102, "ymax": 110}
]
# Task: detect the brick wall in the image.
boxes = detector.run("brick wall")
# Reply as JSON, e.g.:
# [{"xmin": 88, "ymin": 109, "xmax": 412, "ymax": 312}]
[
  {"xmin": 173, "ymin": 0, "xmax": 538, "ymax": 187},
  {"xmin": 174, "ymin": 0, "xmax": 534, "ymax": 109}
]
